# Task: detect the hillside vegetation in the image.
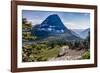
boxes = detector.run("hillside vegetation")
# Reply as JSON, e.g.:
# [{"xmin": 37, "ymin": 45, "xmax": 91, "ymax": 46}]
[{"xmin": 22, "ymin": 18, "xmax": 90, "ymax": 62}]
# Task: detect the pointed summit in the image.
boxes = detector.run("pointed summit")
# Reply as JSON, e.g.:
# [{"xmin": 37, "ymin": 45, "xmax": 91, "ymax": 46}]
[
  {"xmin": 41, "ymin": 14, "xmax": 65, "ymax": 28},
  {"xmin": 32, "ymin": 14, "xmax": 81, "ymax": 40}
]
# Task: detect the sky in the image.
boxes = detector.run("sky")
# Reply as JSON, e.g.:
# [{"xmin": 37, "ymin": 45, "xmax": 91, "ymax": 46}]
[{"xmin": 22, "ymin": 10, "xmax": 90, "ymax": 29}]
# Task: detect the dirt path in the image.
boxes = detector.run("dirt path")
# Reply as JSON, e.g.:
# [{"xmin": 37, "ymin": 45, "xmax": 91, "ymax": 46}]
[{"xmin": 49, "ymin": 46, "xmax": 86, "ymax": 61}]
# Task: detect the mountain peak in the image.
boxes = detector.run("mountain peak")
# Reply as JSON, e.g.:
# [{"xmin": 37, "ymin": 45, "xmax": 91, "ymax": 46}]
[
  {"xmin": 32, "ymin": 14, "xmax": 81, "ymax": 40},
  {"xmin": 41, "ymin": 14, "xmax": 65, "ymax": 27},
  {"xmin": 49, "ymin": 14, "xmax": 58, "ymax": 17}
]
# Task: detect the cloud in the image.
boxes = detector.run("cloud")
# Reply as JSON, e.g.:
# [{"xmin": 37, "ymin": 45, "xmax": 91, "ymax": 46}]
[
  {"xmin": 27, "ymin": 19, "xmax": 43, "ymax": 25},
  {"xmin": 64, "ymin": 22, "xmax": 89, "ymax": 29}
]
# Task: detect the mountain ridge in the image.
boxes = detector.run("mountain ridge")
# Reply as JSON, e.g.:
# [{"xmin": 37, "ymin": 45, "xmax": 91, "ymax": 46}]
[
  {"xmin": 71, "ymin": 28, "xmax": 90, "ymax": 39},
  {"xmin": 31, "ymin": 14, "xmax": 81, "ymax": 40}
]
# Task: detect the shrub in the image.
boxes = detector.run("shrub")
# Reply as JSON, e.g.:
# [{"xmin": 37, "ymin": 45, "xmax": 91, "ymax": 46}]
[{"xmin": 82, "ymin": 51, "xmax": 90, "ymax": 59}]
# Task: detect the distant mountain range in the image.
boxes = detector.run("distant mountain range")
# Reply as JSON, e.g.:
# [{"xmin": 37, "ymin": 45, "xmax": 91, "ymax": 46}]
[
  {"xmin": 71, "ymin": 28, "xmax": 90, "ymax": 39},
  {"xmin": 31, "ymin": 14, "xmax": 89, "ymax": 40},
  {"xmin": 80, "ymin": 28, "xmax": 90, "ymax": 39}
]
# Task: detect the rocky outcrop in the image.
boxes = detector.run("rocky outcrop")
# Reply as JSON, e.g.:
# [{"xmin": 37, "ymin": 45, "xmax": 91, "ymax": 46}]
[{"xmin": 49, "ymin": 46, "xmax": 85, "ymax": 61}]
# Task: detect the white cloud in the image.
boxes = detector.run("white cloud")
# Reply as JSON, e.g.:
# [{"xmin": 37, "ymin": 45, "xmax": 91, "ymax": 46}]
[
  {"xmin": 64, "ymin": 22, "xmax": 89, "ymax": 29},
  {"xmin": 27, "ymin": 19, "xmax": 43, "ymax": 25}
]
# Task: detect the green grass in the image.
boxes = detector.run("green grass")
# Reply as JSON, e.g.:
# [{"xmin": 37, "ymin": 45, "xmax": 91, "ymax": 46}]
[
  {"xmin": 23, "ymin": 44, "xmax": 60, "ymax": 62},
  {"xmin": 29, "ymin": 46, "xmax": 60, "ymax": 61}
]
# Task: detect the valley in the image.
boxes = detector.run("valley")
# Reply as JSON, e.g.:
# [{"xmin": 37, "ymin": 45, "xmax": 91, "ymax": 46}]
[{"xmin": 22, "ymin": 14, "xmax": 90, "ymax": 62}]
